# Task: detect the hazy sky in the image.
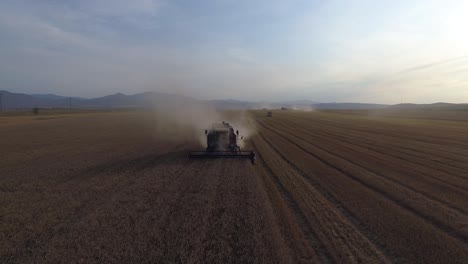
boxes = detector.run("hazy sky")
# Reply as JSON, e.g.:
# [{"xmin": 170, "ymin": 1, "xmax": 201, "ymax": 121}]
[{"xmin": 1, "ymin": 0, "xmax": 467, "ymax": 103}]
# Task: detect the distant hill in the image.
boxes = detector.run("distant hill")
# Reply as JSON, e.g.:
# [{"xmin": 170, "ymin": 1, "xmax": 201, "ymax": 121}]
[
  {"xmin": 312, "ymin": 103, "xmax": 389, "ymax": 110},
  {"xmin": 390, "ymin": 103, "xmax": 468, "ymax": 110},
  {"xmin": 0, "ymin": 90, "xmax": 69, "ymax": 109},
  {"xmin": 31, "ymin": 94, "xmax": 86, "ymax": 101},
  {"xmin": 30, "ymin": 94, "xmax": 68, "ymax": 100},
  {"xmin": 0, "ymin": 91, "xmax": 195, "ymax": 110},
  {"xmin": 77, "ymin": 92, "xmax": 196, "ymax": 108},
  {"xmin": 0, "ymin": 90, "xmax": 466, "ymax": 110}
]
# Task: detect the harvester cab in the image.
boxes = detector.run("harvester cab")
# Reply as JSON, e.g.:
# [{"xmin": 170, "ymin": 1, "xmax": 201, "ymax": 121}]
[{"xmin": 188, "ymin": 121, "xmax": 256, "ymax": 164}]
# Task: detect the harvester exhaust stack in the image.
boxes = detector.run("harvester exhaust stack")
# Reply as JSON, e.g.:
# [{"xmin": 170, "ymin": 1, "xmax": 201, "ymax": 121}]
[{"xmin": 188, "ymin": 122, "xmax": 256, "ymax": 164}]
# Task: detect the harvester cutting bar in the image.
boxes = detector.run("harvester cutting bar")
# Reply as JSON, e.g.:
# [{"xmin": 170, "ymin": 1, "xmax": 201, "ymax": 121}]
[{"xmin": 188, "ymin": 151, "xmax": 256, "ymax": 164}]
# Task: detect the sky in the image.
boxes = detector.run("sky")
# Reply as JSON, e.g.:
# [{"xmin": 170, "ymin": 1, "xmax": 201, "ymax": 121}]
[{"xmin": 0, "ymin": 0, "xmax": 467, "ymax": 103}]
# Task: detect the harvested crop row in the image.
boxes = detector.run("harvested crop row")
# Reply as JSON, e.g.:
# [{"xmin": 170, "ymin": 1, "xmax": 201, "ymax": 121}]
[
  {"xmin": 252, "ymin": 132, "xmax": 391, "ymax": 264},
  {"xmin": 301, "ymin": 115, "xmax": 468, "ymax": 170},
  {"xmin": 252, "ymin": 150, "xmax": 321, "ymax": 263},
  {"xmin": 258, "ymin": 119, "xmax": 467, "ymax": 241},
  {"xmin": 298, "ymin": 113, "xmax": 468, "ymax": 159},
  {"xmin": 274, "ymin": 112, "xmax": 468, "ymax": 174},
  {"xmin": 254, "ymin": 116, "xmax": 468, "ymax": 264},
  {"xmin": 266, "ymin": 118, "xmax": 468, "ymax": 211},
  {"xmin": 277, "ymin": 116, "xmax": 468, "ymax": 182},
  {"xmin": 305, "ymin": 111, "xmax": 468, "ymax": 147}
]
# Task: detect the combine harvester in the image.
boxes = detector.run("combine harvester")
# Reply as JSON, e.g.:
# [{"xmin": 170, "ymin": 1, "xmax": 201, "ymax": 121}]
[{"xmin": 188, "ymin": 122, "xmax": 256, "ymax": 164}]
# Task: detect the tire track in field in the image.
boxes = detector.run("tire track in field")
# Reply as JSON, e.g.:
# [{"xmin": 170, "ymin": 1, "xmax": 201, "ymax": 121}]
[
  {"xmin": 254, "ymin": 131, "xmax": 397, "ymax": 263},
  {"xmin": 265, "ymin": 118, "xmax": 468, "ymax": 216},
  {"xmin": 252, "ymin": 159, "xmax": 321, "ymax": 263},
  {"xmin": 255, "ymin": 117, "xmax": 468, "ymax": 263},
  {"xmin": 292, "ymin": 117, "xmax": 468, "ymax": 175},
  {"xmin": 256, "ymin": 119, "xmax": 468, "ymax": 243},
  {"xmin": 306, "ymin": 125, "xmax": 468, "ymax": 182},
  {"xmin": 253, "ymin": 133, "xmax": 392, "ymax": 264},
  {"xmin": 305, "ymin": 117, "xmax": 468, "ymax": 160},
  {"xmin": 251, "ymin": 141, "xmax": 333, "ymax": 264},
  {"xmin": 301, "ymin": 114, "xmax": 468, "ymax": 156},
  {"xmin": 262, "ymin": 118, "xmax": 468, "ymax": 214},
  {"xmin": 309, "ymin": 114, "xmax": 468, "ymax": 154},
  {"xmin": 259, "ymin": 118, "xmax": 468, "ymax": 238},
  {"xmin": 269, "ymin": 118, "xmax": 468, "ymax": 203},
  {"xmin": 315, "ymin": 117, "xmax": 468, "ymax": 149},
  {"xmin": 278, "ymin": 116, "xmax": 468, "ymax": 181}
]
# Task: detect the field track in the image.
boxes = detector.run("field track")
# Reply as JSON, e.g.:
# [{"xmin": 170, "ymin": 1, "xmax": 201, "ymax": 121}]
[
  {"xmin": 251, "ymin": 110, "xmax": 468, "ymax": 264},
  {"xmin": 1, "ymin": 110, "xmax": 467, "ymax": 263}
]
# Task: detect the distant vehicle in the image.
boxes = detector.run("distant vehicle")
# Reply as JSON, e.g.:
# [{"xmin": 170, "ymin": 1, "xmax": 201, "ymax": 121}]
[
  {"xmin": 267, "ymin": 111, "xmax": 272, "ymax": 117},
  {"xmin": 188, "ymin": 121, "xmax": 256, "ymax": 164},
  {"xmin": 281, "ymin": 107, "xmax": 288, "ymax": 110}
]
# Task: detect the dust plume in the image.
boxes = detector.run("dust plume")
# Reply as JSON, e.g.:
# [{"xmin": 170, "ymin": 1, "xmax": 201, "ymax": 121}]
[
  {"xmin": 291, "ymin": 105, "xmax": 316, "ymax": 112},
  {"xmin": 222, "ymin": 110, "xmax": 257, "ymax": 149},
  {"xmin": 151, "ymin": 98, "xmax": 219, "ymax": 146},
  {"xmin": 150, "ymin": 97, "xmax": 256, "ymax": 148}
]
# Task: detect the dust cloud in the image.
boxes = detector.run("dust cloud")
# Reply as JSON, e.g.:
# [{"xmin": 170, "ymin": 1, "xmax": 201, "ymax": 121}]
[
  {"xmin": 150, "ymin": 97, "xmax": 255, "ymax": 149},
  {"xmin": 223, "ymin": 110, "xmax": 257, "ymax": 149},
  {"xmin": 290, "ymin": 105, "xmax": 316, "ymax": 112}
]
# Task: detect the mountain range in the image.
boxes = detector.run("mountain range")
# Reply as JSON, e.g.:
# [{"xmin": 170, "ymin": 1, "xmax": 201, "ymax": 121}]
[{"xmin": 0, "ymin": 90, "xmax": 466, "ymax": 110}]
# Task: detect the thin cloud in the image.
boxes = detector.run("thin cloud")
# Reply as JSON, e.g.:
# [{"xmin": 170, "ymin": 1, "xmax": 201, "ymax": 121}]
[
  {"xmin": 0, "ymin": 0, "xmax": 467, "ymax": 103},
  {"xmin": 396, "ymin": 56, "xmax": 468, "ymax": 75},
  {"xmin": 76, "ymin": 0, "xmax": 162, "ymax": 16}
]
